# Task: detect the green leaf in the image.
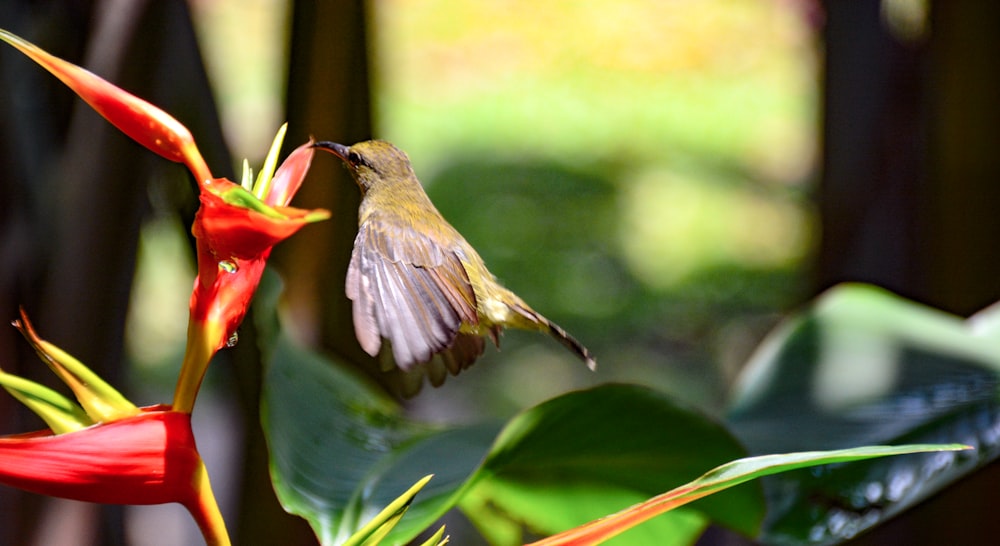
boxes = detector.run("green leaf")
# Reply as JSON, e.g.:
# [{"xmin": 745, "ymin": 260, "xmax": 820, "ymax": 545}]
[
  {"xmin": 256, "ymin": 272, "xmax": 497, "ymax": 545},
  {"xmin": 468, "ymin": 383, "xmax": 759, "ymax": 544},
  {"xmin": 256, "ymin": 266, "xmax": 758, "ymax": 545},
  {"xmin": 262, "ymin": 333, "xmax": 499, "ymax": 545},
  {"xmin": 259, "ymin": 275, "xmax": 976, "ymax": 545},
  {"xmin": 346, "ymin": 475, "xmax": 431, "ymax": 546},
  {"xmin": 727, "ymin": 283, "xmax": 1000, "ymax": 544},
  {"xmin": 255, "ymin": 267, "xmax": 755, "ymax": 544},
  {"xmin": 528, "ymin": 444, "xmax": 970, "ymax": 546}
]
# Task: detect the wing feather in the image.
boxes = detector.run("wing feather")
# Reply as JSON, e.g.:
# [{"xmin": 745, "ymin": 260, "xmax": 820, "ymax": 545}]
[
  {"xmin": 374, "ymin": 255, "xmax": 420, "ymax": 364},
  {"xmin": 347, "ymin": 234, "xmax": 381, "ymax": 356},
  {"xmin": 346, "ymin": 216, "xmax": 479, "ymax": 372}
]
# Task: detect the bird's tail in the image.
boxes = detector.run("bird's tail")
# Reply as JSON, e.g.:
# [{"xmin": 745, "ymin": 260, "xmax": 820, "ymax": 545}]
[
  {"xmin": 509, "ymin": 302, "xmax": 597, "ymax": 371},
  {"xmin": 546, "ymin": 320, "xmax": 597, "ymax": 371}
]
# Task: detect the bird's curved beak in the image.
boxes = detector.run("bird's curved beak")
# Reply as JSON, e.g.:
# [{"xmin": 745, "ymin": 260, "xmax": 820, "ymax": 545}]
[{"xmin": 312, "ymin": 141, "xmax": 351, "ymax": 162}]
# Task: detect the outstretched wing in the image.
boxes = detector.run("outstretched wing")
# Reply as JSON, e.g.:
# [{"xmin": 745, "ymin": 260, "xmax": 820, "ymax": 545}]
[{"xmin": 347, "ymin": 215, "xmax": 480, "ymax": 372}]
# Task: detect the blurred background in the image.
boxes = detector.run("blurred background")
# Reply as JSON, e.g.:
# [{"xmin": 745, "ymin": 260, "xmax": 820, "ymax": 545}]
[{"xmin": 1, "ymin": 0, "xmax": 998, "ymax": 544}]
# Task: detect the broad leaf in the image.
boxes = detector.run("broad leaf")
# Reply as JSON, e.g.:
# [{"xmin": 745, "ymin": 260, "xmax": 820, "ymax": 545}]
[
  {"xmin": 727, "ymin": 284, "xmax": 1000, "ymax": 544},
  {"xmin": 256, "ymin": 272, "xmax": 757, "ymax": 545},
  {"xmin": 466, "ymin": 383, "xmax": 759, "ymax": 544},
  {"xmin": 256, "ymin": 273, "xmax": 498, "ymax": 544},
  {"xmin": 260, "ymin": 276, "xmax": 976, "ymax": 546},
  {"xmin": 528, "ymin": 444, "xmax": 970, "ymax": 546}
]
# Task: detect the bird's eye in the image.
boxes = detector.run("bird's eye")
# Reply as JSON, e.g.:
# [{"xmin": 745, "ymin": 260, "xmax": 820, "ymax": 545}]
[{"xmin": 347, "ymin": 151, "xmax": 364, "ymax": 166}]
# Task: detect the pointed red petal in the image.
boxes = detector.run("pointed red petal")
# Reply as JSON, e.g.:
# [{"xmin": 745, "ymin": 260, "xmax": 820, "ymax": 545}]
[
  {"xmin": 0, "ymin": 408, "xmax": 202, "ymax": 506},
  {"xmin": 264, "ymin": 140, "xmax": 315, "ymax": 207},
  {"xmin": 0, "ymin": 29, "xmax": 212, "ymax": 183}
]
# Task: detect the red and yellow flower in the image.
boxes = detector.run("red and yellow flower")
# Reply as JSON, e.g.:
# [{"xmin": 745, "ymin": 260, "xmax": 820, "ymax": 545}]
[
  {"xmin": 0, "ymin": 28, "xmax": 329, "ymax": 545},
  {"xmin": 179, "ymin": 126, "xmax": 329, "ymax": 413},
  {"xmin": 0, "ymin": 29, "xmax": 329, "ymax": 413},
  {"xmin": 0, "ymin": 311, "xmax": 227, "ymax": 545}
]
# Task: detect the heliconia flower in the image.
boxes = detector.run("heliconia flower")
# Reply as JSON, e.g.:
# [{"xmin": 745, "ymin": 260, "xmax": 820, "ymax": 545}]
[
  {"xmin": 175, "ymin": 126, "xmax": 329, "ymax": 413},
  {"xmin": 0, "ymin": 408, "xmax": 227, "ymax": 545},
  {"xmin": 0, "ymin": 29, "xmax": 329, "ymax": 414},
  {"xmin": 0, "ymin": 409, "xmax": 191, "ymax": 505},
  {"xmin": 0, "ymin": 29, "xmax": 211, "ymax": 184},
  {"xmin": 0, "ymin": 315, "xmax": 230, "ymax": 546}
]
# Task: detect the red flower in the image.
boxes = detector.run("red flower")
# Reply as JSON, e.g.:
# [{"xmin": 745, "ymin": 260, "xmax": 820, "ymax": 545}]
[
  {"xmin": 0, "ymin": 29, "xmax": 211, "ymax": 183},
  {"xmin": 0, "ymin": 408, "xmax": 199, "ymax": 503},
  {"xmin": 0, "ymin": 29, "xmax": 327, "ymax": 544},
  {"xmin": 0, "ymin": 30, "xmax": 329, "ymax": 413},
  {"xmin": 177, "ymin": 132, "xmax": 329, "ymax": 413},
  {"xmin": 0, "ymin": 408, "xmax": 226, "ymax": 544},
  {"xmin": 0, "ymin": 312, "xmax": 230, "ymax": 545}
]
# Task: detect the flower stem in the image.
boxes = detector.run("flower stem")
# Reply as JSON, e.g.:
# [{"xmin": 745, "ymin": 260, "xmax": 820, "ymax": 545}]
[
  {"xmin": 186, "ymin": 460, "xmax": 231, "ymax": 546},
  {"xmin": 173, "ymin": 319, "xmax": 220, "ymax": 414}
]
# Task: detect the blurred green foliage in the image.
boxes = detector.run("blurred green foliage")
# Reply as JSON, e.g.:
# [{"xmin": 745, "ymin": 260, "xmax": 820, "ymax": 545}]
[
  {"xmin": 134, "ymin": 0, "xmax": 818, "ymax": 416},
  {"xmin": 370, "ymin": 0, "xmax": 818, "ymax": 415}
]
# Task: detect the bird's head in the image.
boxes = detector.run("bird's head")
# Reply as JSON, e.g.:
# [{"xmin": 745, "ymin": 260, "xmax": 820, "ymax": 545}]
[{"xmin": 313, "ymin": 139, "xmax": 415, "ymax": 194}]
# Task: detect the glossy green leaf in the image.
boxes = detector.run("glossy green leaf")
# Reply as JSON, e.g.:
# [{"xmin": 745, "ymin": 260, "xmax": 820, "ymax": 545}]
[
  {"xmin": 256, "ymin": 271, "xmax": 757, "ymax": 545},
  {"xmin": 261, "ymin": 330, "xmax": 497, "ymax": 545},
  {"xmin": 467, "ymin": 383, "xmax": 759, "ymax": 544},
  {"xmin": 529, "ymin": 444, "xmax": 970, "ymax": 546},
  {"xmin": 260, "ymin": 275, "xmax": 974, "ymax": 546},
  {"xmin": 256, "ymin": 273, "xmax": 497, "ymax": 545},
  {"xmin": 727, "ymin": 284, "xmax": 1000, "ymax": 544}
]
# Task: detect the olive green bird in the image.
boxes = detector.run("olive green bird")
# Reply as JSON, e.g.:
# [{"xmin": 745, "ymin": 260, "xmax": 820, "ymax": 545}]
[{"xmin": 314, "ymin": 140, "xmax": 596, "ymax": 386}]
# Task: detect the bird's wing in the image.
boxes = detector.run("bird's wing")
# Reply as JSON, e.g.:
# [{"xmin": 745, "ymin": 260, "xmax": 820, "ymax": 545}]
[{"xmin": 347, "ymin": 216, "xmax": 479, "ymax": 371}]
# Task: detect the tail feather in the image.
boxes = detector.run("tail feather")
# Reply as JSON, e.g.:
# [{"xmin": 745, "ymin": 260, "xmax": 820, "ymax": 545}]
[
  {"xmin": 508, "ymin": 302, "xmax": 596, "ymax": 370},
  {"xmin": 546, "ymin": 321, "xmax": 597, "ymax": 371}
]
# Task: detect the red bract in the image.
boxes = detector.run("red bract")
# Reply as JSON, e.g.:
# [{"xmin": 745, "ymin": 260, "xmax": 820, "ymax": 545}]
[
  {"xmin": 0, "ymin": 407, "xmax": 227, "ymax": 544},
  {"xmin": 0, "ymin": 29, "xmax": 211, "ymax": 182},
  {"xmin": 195, "ymin": 175, "xmax": 322, "ymax": 265},
  {"xmin": 188, "ymin": 184, "xmax": 293, "ymax": 354},
  {"xmin": 0, "ymin": 307, "xmax": 231, "ymax": 545},
  {"xmin": 0, "ymin": 29, "xmax": 328, "ymax": 414},
  {"xmin": 175, "ymin": 139, "xmax": 328, "ymax": 413},
  {"xmin": 0, "ymin": 407, "xmax": 197, "ymax": 505},
  {"xmin": 262, "ymin": 140, "xmax": 316, "ymax": 207}
]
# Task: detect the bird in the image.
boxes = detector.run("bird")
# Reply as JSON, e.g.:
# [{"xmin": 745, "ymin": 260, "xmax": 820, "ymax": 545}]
[{"xmin": 313, "ymin": 139, "xmax": 596, "ymax": 388}]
